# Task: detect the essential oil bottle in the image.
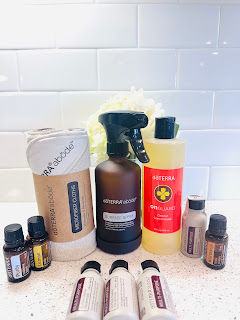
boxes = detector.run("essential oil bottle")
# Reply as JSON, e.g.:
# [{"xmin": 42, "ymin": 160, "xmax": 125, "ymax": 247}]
[
  {"xmin": 27, "ymin": 216, "xmax": 51, "ymax": 271},
  {"xmin": 203, "ymin": 214, "xmax": 228, "ymax": 270},
  {"xmin": 3, "ymin": 224, "xmax": 31, "ymax": 283}
]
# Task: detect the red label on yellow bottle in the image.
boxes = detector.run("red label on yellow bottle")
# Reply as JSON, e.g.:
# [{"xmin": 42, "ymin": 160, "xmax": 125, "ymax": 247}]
[{"xmin": 144, "ymin": 167, "xmax": 183, "ymax": 234}]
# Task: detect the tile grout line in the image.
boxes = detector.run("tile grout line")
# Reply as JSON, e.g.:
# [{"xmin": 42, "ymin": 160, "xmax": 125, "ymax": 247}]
[
  {"xmin": 96, "ymin": 49, "xmax": 100, "ymax": 91},
  {"xmin": 15, "ymin": 51, "xmax": 21, "ymax": 92},
  {"xmin": 58, "ymin": 92, "xmax": 63, "ymax": 129},
  {"xmin": 217, "ymin": 5, "xmax": 222, "ymax": 48},
  {"xmin": 212, "ymin": 91, "xmax": 217, "ymax": 129},
  {"xmin": 207, "ymin": 166, "xmax": 211, "ymax": 200},
  {"xmin": 137, "ymin": 4, "xmax": 139, "ymax": 48},
  {"xmin": 176, "ymin": 49, "xmax": 180, "ymax": 90}
]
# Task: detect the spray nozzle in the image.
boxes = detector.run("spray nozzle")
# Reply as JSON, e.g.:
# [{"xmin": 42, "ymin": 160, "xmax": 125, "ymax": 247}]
[{"xmin": 98, "ymin": 111, "xmax": 150, "ymax": 163}]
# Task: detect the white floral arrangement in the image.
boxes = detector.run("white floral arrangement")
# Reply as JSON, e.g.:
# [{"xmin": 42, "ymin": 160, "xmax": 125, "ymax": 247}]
[{"xmin": 87, "ymin": 88, "xmax": 165, "ymax": 165}]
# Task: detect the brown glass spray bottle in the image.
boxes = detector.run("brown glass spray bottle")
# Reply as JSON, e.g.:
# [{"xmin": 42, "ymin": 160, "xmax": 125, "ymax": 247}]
[{"xmin": 95, "ymin": 111, "xmax": 150, "ymax": 254}]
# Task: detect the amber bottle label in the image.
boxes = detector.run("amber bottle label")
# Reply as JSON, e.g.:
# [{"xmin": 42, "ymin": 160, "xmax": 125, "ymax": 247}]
[
  {"xmin": 204, "ymin": 240, "xmax": 227, "ymax": 266},
  {"xmin": 4, "ymin": 250, "xmax": 30, "ymax": 280},
  {"xmin": 144, "ymin": 167, "xmax": 183, "ymax": 234},
  {"xmin": 29, "ymin": 242, "xmax": 51, "ymax": 269}
]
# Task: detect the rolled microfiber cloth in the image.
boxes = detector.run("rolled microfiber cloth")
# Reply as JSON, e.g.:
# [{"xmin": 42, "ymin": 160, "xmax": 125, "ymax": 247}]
[{"xmin": 27, "ymin": 128, "xmax": 96, "ymax": 261}]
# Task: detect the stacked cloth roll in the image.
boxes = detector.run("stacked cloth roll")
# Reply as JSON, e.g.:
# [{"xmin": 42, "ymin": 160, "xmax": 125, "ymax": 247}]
[{"xmin": 27, "ymin": 128, "xmax": 96, "ymax": 261}]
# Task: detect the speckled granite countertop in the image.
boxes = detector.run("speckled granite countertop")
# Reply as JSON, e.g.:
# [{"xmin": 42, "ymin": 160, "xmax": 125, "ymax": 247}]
[{"xmin": 0, "ymin": 201, "xmax": 239, "ymax": 320}]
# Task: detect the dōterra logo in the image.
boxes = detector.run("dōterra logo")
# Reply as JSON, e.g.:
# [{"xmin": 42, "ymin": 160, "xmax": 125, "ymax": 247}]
[
  {"xmin": 103, "ymin": 197, "xmax": 137, "ymax": 205},
  {"xmin": 41, "ymin": 141, "xmax": 74, "ymax": 176},
  {"xmin": 154, "ymin": 185, "xmax": 172, "ymax": 203}
]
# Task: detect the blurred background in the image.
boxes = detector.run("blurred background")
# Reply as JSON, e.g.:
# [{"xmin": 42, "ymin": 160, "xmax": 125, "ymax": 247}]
[{"xmin": 0, "ymin": 0, "xmax": 239, "ymax": 201}]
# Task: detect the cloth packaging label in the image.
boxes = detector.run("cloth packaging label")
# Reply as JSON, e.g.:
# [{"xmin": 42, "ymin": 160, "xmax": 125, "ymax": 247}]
[{"xmin": 33, "ymin": 169, "xmax": 94, "ymax": 243}]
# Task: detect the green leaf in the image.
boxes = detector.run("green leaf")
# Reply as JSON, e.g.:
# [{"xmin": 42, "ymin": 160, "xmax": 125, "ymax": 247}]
[{"xmin": 175, "ymin": 123, "xmax": 180, "ymax": 137}]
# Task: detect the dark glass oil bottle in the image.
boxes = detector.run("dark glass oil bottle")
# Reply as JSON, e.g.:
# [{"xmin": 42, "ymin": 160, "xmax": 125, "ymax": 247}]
[
  {"xmin": 27, "ymin": 216, "xmax": 51, "ymax": 271},
  {"xmin": 203, "ymin": 214, "xmax": 228, "ymax": 270},
  {"xmin": 3, "ymin": 224, "xmax": 31, "ymax": 283}
]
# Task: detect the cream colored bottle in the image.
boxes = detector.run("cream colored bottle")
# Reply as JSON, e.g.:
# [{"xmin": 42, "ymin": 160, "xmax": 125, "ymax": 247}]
[
  {"xmin": 142, "ymin": 117, "xmax": 185, "ymax": 255},
  {"xmin": 103, "ymin": 260, "xmax": 139, "ymax": 320},
  {"xmin": 181, "ymin": 195, "xmax": 207, "ymax": 258},
  {"xmin": 137, "ymin": 260, "xmax": 177, "ymax": 320},
  {"xmin": 66, "ymin": 261, "xmax": 104, "ymax": 320}
]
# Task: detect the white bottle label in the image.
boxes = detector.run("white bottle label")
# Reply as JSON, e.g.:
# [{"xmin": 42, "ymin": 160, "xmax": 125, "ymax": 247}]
[
  {"xmin": 11, "ymin": 255, "xmax": 22, "ymax": 279},
  {"xmin": 103, "ymin": 211, "xmax": 136, "ymax": 223},
  {"xmin": 71, "ymin": 277, "xmax": 100, "ymax": 313},
  {"xmin": 10, "ymin": 251, "xmax": 30, "ymax": 279},
  {"xmin": 103, "ymin": 274, "xmax": 138, "ymax": 317},
  {"xmin": 138, "ymin": 275, "xmax": 175, "ymax": 320},
  {"xmin": 183, "ymin": 226, "xmax": 204, "ymax": 255}
]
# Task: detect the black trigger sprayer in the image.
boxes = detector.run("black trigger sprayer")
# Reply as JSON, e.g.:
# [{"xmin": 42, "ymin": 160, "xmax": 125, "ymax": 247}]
[
  {"xmin": 95, "ymin": 111, "xmax": 150, "ymax": 255},
  {"xmin": 98, "ymin": 111, "xmax": 150, "ymax": 163}
]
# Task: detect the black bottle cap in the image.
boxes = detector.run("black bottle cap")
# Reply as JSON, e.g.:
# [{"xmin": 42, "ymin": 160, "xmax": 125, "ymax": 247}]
[
  {"xmin": 141, "ymin": 260, "xmax": 160, "ymax": 272},
  {"xmin": 155, "ymin": 117, "xmax": 176, "ymax": 139},
  {"xmin": 28, "ymin": 216, "xmax": 46, "ymax": 238},
  {"xmin": 109, "ymin": 260, "xmax": 128, "ymax": 274},
  {"xmin": 188, "ymin": 195, "xmax": 205, "ymax": 210},
  {"xmin": 4, "ymin": 224, "xmax": 24, "ymax": 247},
  {"xmin": 81, "ymin": 261, "xmax": 101, "ymax": 274},
  {"xmin": 107, "ymin": 141, "xmax": 129, "ymax": 157},
  {"xmin": 208, "ymin": 214, "xmax": 227, "ymax": 236},
  {"xmin": 98, "ymin": 111, "xmax": 149, "ymax": 163}
]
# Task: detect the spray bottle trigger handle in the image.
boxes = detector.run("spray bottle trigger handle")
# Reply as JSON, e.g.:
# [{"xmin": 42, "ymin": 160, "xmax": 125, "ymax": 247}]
[{"xmin": 128, "ymin": 129, "xmax": 150, "ymax": 164}]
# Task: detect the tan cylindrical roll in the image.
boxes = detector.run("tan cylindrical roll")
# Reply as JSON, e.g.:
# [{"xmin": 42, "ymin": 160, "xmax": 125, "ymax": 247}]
[{"xmin": 27, "ymin": 128, "xmax": 96, "ymax": 261}]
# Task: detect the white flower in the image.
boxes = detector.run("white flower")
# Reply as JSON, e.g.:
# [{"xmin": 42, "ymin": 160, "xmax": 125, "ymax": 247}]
[{"xmin": 87, "ymin": 88, "xmax": 164, "ymax": 165}]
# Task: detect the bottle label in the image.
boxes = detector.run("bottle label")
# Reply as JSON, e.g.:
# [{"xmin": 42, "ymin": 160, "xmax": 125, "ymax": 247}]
[
  {"xmin": 71, "ymin": 277, "xmax": 97, "ymax": 313},
  {"xmin": 103, "ymin": 275, "xmax": 138, "ymax": 316},
  {"xmin": 67, "ymin": 181, "xmax": 82, "ymax": 233},
  {"xmin": 137, "ymin": 274, "xmax": 176, "ymax": 320},
  {"xmin": 102, "ymin": 210, "xmax": 136, "ymax": 231},
  {"xmin": 144, "ymin": 167, "xmax": 183, "ymax": 233},
  {"xmin": 186, "ymin": 226, "xmax": 204, "ymax": 255},
  {"xmin": 32, "ymin": 169, "xmax": 94, "ymax": 243},
  {"xmin": 4, "ymin": 250, "xmax": 30, "ymax": 280},
  {"xmin": 30, "ymin": 241, "xmax": 51, "ymax": 269},
  {"xmin": 71, "ymin": 278, "xmax": 86, "ymax": 312},
  {"xmin": 204, "ymin": 240, "xmax": 228, "ymax": 266}
]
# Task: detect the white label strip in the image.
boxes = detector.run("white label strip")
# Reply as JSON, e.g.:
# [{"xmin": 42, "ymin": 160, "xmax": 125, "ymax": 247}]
[{"xmin": 103, "ymin": 211, "xmax": 136, "ymax": 223}]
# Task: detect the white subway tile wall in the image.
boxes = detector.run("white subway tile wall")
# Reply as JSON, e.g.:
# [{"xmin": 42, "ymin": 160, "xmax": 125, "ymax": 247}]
[
  {"xmin": 0, "ymin": 6, "xmax": 55, "ymax": 49},
  {"xmin": 0, "ymin": 133, "xmax": 28, "ymax": 168},
  {"xmin": 208, "ymin": 167, "xmax": 240, "ymax": 200},
  {"xmin": 219, "ymin": 6, "xmax": 240, "ymax": 47},
  {"xmin": 98, "ymin": 49, "xmax": 178, "ymax": 90},
  {"xmin": 139, "ymin": 5, "xmax": 219, "ymax": 48},
  {"xmin": 18, "ymin": 50, "xmax": 97, "ymax": 91},
  {"xmin": 178, "ymin": 49, "xmax": 240, "ymax": 90},
  {"xmin": 55, "ymin": 5, "xmax": 137, "ymax": 48},
  {"xmin": 0, "ymin": 93, "xmax": 60, "ymax": 131},
  {"xmin": 0, "ymin": 2, "xmax": 239, "ymax": 201},
  {"xmin": 214, "ymin": 92, "xmax": 240, "ymax": 129},
  {"xmin": 0, "ymin": 51, "xmax": 19, "ymax": 91}
]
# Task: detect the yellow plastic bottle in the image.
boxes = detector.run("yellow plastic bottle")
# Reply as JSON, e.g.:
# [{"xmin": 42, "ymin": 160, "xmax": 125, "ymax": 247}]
[{"xmin": 142, "ymin": 117, "xmax": 185, "ymax": 255}]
